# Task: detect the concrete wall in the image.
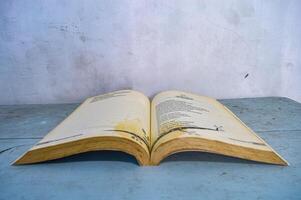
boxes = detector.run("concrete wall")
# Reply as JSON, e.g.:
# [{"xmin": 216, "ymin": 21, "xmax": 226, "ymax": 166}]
[{"xmin": 1, "ymin": 0, "xmax": 300, "ymax": 104}]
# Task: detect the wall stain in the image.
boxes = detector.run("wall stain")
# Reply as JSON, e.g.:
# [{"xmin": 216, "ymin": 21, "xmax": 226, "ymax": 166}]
[{"xmin": 79, "ymin": 35, "xmax": 87, "ymax": 42}]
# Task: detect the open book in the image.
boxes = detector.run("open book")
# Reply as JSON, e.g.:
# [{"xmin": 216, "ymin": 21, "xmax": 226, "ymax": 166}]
[{"xmin": 14, "ymin": 90, "xmax": 288, "ymax": 166}]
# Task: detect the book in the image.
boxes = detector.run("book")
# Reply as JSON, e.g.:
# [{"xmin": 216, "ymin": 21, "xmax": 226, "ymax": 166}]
[{"xmin": 14, "ymin": 90, "xmax": 288, "ymax": 166}]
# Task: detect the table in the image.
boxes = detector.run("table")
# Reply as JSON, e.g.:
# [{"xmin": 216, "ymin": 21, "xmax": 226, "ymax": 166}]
[{"xmin": 1, "ymin": 97, "xmax": 300, "ymax": 200}]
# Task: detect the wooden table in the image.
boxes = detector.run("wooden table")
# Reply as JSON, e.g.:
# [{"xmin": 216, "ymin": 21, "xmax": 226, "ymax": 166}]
[{"xmin": 0, "ymin": 97, "xmax": 300, "ymax": 200}]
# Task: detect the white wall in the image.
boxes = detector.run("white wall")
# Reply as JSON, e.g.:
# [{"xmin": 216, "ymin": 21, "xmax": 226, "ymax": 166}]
[{"xmin": 0, "ymin": 0, "xmax": 300, "ymax": 104}]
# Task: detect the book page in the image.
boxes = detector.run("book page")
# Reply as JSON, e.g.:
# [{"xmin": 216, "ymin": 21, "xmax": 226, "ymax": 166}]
[
  {"xmin": 31, "ymin": 90, "xmax": 151, "ymax": 152},
  {"xmin": 151, "ymin": 91, "xmax": 273, "ymax": 152}
]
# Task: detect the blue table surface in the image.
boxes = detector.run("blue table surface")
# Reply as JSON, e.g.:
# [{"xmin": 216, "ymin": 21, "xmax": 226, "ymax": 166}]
[{"xmin": 0, "ymin": 97, "xmax": 300, "ymax": 200}]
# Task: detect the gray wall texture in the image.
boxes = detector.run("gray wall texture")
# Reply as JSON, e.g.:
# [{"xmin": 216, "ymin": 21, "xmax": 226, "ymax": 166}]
[{"xmin": 1, "ymin": 0, "xmax": 301, "ymax": 104}]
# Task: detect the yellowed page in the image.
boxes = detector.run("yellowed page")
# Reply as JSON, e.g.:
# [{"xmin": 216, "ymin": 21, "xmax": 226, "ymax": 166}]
[
  {"xmin": 30, "ymin": 90, "xmax": 151, "ymax": 152},
  {"xmin": 150, "ymin": 91, "xmax": 285, "ymax": 159}
]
